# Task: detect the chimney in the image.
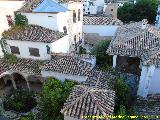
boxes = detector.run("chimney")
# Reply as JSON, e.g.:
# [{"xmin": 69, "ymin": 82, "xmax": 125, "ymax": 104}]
[{"xmin": 141, "ymin": 19, "xmax": 148, "ymax": 29}]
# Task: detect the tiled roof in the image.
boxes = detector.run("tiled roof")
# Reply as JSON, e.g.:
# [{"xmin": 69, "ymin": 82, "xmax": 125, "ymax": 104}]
[
  {"xmin": 83, "ymin": 15, "xmax": 123, "ymax": 25},
  {"xmin": 2, "ymin": 25, "xmax": 66, "ymax": 43},
  {"xmin": 137, "ymin": 94, "xmax": 160, "ymax": 116},
  {"xmin": 0, "ymin": 58, "xmax": 41, "ymax": 75},
  {"xmin": 107, "ymin": 19, "xmax": 160, "ymax": 66},
  {"xmin": 18, "ymin": 0, "xmax": 42, "ymax": 12},
  {"xmin": 41, "ymin": 56, "xmax": 93, "ymax": 76},
  {"xmin": 32, "ymin": 0, "xmax": 69, "ymax": 13},
  {"xmin": 61, "ymin": 85, "xmax": 115, "ymax": 119}
]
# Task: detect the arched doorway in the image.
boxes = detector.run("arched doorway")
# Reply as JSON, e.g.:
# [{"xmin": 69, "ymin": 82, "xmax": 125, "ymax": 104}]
[
  {"xmin": 27, "ymin": 75, "xmax": 43, "ymax": 93},
  {"xmin": 12, "ymin": 73, "xmax": 28, "ymax": 91}
]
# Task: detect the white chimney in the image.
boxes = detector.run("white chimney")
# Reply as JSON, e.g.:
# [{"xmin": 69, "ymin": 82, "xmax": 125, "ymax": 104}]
[{"xmin": 141, "ymin": 19, "xmax": 148, "ymax": 29}]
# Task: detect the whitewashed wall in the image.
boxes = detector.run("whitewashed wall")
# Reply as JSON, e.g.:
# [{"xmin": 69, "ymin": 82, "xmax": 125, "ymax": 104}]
[
  {"xmin": 0, "ymin": 1, "xmax": 24, "ymax": 58},
  {"xmin": 83, "ymin": 25, "xmax": 118, "ymax": 36},
  {"xmin": 149, "ymin": 67, "xmax": 160, "ymax": 94},
  {"xmin": 6, "ymin": 40, "xmax": 51, "ymax": 60},
  {"xmin": 21, "ymin": 13, "xmax": 60, "ymax": 31},
  {"xmin": 41, "ymin": 71, "xmax": 88, "ymax": 82},
  {"xmin": 51, "ymin": 35, "xmax": 70, "ymax": 53}
]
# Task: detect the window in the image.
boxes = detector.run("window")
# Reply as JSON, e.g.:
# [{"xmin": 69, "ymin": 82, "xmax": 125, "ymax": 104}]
[
  {"xmin": 10, "ymin": 46, "xmax": 20, "ymax": 54},
  {"xmin": 29, "ymin": 48, "xmax": 40, "ymax": 57},
  {"xmin": 111, "ymin": 9, "xmax": 113, "ymax": 11},
  {"xmin": 74, "ymin": 35, "xmax": 77, "ymax": 50},
  {"xmin": 88, "ymin": 12, "xmax": 90, "ymax": 14},
  {"xmin": 78, "ymin": 9, "xmax": 81, "ymax": 21},
  {"xmin": 73, "ymin": 10, "xmax": 76, "ymax": 23},
  {"xmin": 63, "ymin": 26, "xmax": 67, "ymax": 34},
  {"xmin": 46, "ymin": 45, "xmax": 50, "ymax": 54}
]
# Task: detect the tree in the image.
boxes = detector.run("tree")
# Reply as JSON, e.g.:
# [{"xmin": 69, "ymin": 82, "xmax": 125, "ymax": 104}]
[
  {"xmin": 114, "ymin": 77, "xmax": 132, "ymax": 112},
  {"xmin": 116, "ymin": 105, "xmax": 128, "ymax": 120},
  {"xmin": 117, "ymin": 0, "xmax": 158, "ymax": 24},
  {"xmin": 15, "ymin": 13, "xmax": 28, "ymax": 26},
  {"xmin": 37, "ymin": 78, "xmax": 76, "ymax": 120},
  {"xmin": 117, "ymin": 3, "xmax": 134, "ymax": 23},
  {"xmin": 91, "ymin": 40, "xmax": 112, "ymax": 65}
]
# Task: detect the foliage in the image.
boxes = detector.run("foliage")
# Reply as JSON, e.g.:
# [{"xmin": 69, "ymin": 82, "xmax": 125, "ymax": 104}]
[
  {"xmin": 15, "ymin": 13, "xmax": 28, "ymax": 26},
  {"xmin": 4, "ymin": 90, "xmax": 36, "ymax": 113},
  {"xmin": 79, "ymin": 46, "xmax": 86, "ymax": 54},
  {"xmin": 116, "ymin": 105, "xmax": 128, "ymax": 120},
  {"xmin": 19, "ymin": 113, "xmax": 35, "ymax": 120},
  {"xmin": 91, "ymin": 40, "xmax": 112, "ymax": 65},
  {"xmin": 117, "ymin": 0, "xmax": 158, "ymax": 24},
  {"xmin": 4, "ymin": 53, "xmax": 17, "ymax": 64},
  {"xmin": 2, "ymin": 26, "xmax": 24, "ymax": 39},
  {"xmin": 114, "ymin": 77, "xmax": 132, "ymax": 112},
  {"xmin": 37, "ymin": 78, "xmax": 76, "ymax": 120}
]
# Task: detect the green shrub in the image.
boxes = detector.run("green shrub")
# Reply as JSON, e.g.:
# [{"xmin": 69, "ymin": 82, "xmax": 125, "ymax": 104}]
[
  {"xmin": 91, "ymin": 40, "xmax": 112, "ymax": 65},
  {"xmin": 116, "ymin": 105, "xmax": 128, "ymax": 120},
  {"xmin": 79, "ymin": 46, "xmax": 86, "ymax": 54},
  {"xmin": 15, "ymin": 13, "xmax": 28, "ymax": 26},
  {"xmin": 114, "ymin": 77, "xmax": 132, "ymax": 112},
  {"xmin": 4, "ymin": 90, "xmax": 36, "ymax": 113},
  {"xmin": 38, "ymin": 78, "xmax": 76, "ymax": 120},
  {"xmin": 4, "ymin": 53, "xmax": 17, "ymax": 64}
]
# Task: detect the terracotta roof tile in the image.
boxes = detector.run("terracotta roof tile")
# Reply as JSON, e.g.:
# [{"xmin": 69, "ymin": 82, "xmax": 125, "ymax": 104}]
[
  {"xmin": 107, "ymin": 19, "xmax": 160, "ymax": 66},
  {"xmin": 41, "ymin": 56, "xmax": 93, "ymax": 76},
  {"xmin": 2, "ymin": 25, "xmax": 66, "ymax": 43},
  {"xmin": 83, "ymin": 15, "xmax": 123, "ymax": 25},
  {"xmin": 61, "ymin": 85, "xmax": 115, "ymax": 119},
  {"xmin": 0, "ymin": 58, "xmax": 41, "ymax": 75}
]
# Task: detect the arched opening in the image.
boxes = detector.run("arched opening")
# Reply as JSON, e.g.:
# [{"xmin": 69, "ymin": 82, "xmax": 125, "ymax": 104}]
[
  {"xmin": 0, "ymin": 74, "xmax": 13, "ymax": 96},
  {"xmin": 27, "ymin": 75, "xmax": 43, "ymax": 93},
  {"xmin": 12, "ymin": 73, "xmax": 28, "ymax": 90},
  {"xmin": 0, "ymin": 77, "xmax": 5, "ymax": 90}
]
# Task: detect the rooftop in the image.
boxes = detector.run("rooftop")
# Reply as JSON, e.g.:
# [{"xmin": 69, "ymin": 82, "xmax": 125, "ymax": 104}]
[
  {"xmin": 83, "ymin": 15, "xmax": 123, "ymax": 25},
  {"xmin": 61, "ymin": 85, "xmax": 115, "ymax": 119},
  {"xmin": 107, "ymin": 19, "xmax": 160, "ymax": 67},
  {"xmin": 2, "ymin": 25, "xmax": 66, "ymax": 43},
  {"xmin": 41, "ymin": 56, "xmax": 94, "ymax": 76},
  {"xmin": 0, "ymin": 58, "xmax": 42, "ymax": 76}
]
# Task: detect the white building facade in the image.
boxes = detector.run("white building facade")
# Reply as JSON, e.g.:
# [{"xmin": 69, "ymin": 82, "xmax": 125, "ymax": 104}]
[
  {"xmin": 0, "ymin": 0, "xmax": 24, "ymax": 58},
  {"xmin": 19, "ymin": 0, "xmax": 83, "ymax": 52}
]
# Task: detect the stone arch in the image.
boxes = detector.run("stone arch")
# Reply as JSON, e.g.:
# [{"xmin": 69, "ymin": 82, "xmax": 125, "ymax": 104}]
[
  {"xmin": 11, "ymin": 72, "xmax": 28, "ymax": 91},
  {"xmin": 27, "ymin": 75, "xmax": 43, "ymax": 93}
]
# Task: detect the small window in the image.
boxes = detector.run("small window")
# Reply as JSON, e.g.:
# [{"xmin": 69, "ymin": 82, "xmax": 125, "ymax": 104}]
[
  {"xmin": 46, "ymin": 45, "xmax": 50, "ymax": 54},
  {"xmin": 111, "ymin": 9, "xmax": 113, "ymax": 11},
  {"xmin": 10, "ymin": 46, "xmax": 20, "ymax": 54},
  {"xmin": 74, "ymin": 35, "xmax": 77, "ymax": 50},
  {"xmin": 88, "ymin": 12, "xmax": 90, "ymax": 14},
  {"xmin": 73, "ymin": 10, "xmax": 76, "ymax": 23},
  {"xmin": 29, "ymin": 48, "xmax": 40, "ymax": 57},
  {"xmin": 63, "ymin": 26, "xmax": 67, "ymax": 34},
  {"xmin": 88, "ymin": 8, "xmax": 89, "ymax": 10},
  {"xmin": 78, "ymin": 9, "xmax": 81, "ymax": 21}
]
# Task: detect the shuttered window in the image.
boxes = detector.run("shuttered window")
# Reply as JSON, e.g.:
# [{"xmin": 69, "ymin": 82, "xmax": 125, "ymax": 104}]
[
  {"xmin": 29, "ymin": 48, "xmax": 40, "ymax": 57},
  {"xmin": 10, "ymin": 46, "xmax": 20, "ymax": 54}
]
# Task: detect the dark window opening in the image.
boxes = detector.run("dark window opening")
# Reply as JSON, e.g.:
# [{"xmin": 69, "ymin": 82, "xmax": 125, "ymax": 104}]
[
  {"xmin": 74, "ymin": 35, "xmax": 77, "ymax": 50},
  {"xmin": 63, "ymin": 26, "xmax": 67, "ymax": 34},
  {"xmin": 73, "ymin": 10, "xmax": 76, "ymax": 23},
  {"xmin": 29, "ymin": 48, "xmax": 40, "ymax": 57},
  {"xmin": 78, "ymin": 9, "xmax": 81, "ymax": 21},
  {"xmin": 10, "ymin": 46, "xmax": 20, "ymax": 54},
  {"xmin": 111, "ymin": 9, "xmax": 113, "ymax": 11},
  {"xmin": 88, "ymin": 12, "xmax": 90, "ymax": 14},
  {"xmin": 46, "ymin": 45, "xmax": 51, "ymax": 54}
]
